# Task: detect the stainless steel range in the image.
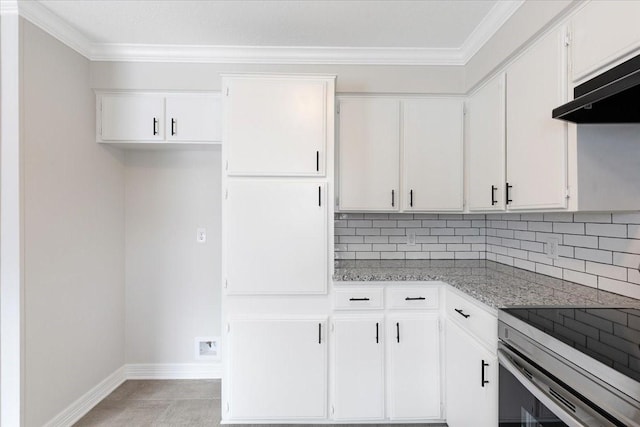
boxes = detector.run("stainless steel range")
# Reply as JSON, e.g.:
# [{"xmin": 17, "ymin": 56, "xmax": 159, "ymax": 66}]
[{"xmin": 498, "ymin": 307, "xmax": 640, "ymax": 426}]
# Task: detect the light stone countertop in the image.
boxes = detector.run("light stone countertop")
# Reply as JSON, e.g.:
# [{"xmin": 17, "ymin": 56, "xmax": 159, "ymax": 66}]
[{"xmin": 333, "ymin": 260, "xmax": 640, "ymax": 309}]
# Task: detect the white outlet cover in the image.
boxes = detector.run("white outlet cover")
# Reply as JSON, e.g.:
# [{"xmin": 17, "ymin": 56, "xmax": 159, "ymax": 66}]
[
  {"xmin": 546, "ymin": 238, "xmax": 560, "ymax": 260},
  {"xmin": 197, "ymin": 228, "xmax": 207, "ymax": 243}
]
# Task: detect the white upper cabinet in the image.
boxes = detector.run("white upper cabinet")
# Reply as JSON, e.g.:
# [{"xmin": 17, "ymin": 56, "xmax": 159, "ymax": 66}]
[
  {"xmin": 228, "ymin": 317, "xmax": 328, "ymax": 420},
  {"xmin": 338, "ymin": 96, "xmax": 463, "ymax": 212},
  {"xmin": 100, "ymin": 94, "xmax": 165, "ymax": 141},
  {"xmin": 506, "ymin": 27, "xmax": 568, "ymax": 210},
  {"xmin": 466, "ymin": 74, "xmax": 506, "ymax": 212},
  {"xmin": 338, "ymin": 97, "xmax": 400, "ymax": 211},
  {"xmin": 224, "ymin": 76, "xmax": 331, "ymax": 176},
  {"xmin": 225, "ymin": 180, "xmax": 327, "ymax": 295},
  {"xmin": 570, "ymin": 1, "xmax": 640, "ymax": 82},
  {"xmin": 165, "ymin": 94, "xmax": 222, "ymax": 142},
  {"xmin": 98, "ymin": 92, "xmax": 222, "ymax": 144},
  {"xmin": 402, "ymin": 99, "xmax": 463, "ymax": 212}
]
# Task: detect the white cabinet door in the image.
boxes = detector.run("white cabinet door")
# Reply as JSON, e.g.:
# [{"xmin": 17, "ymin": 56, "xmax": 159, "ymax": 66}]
[
  {"xmin": 387, "ymin": 314, "xmax": 441, "ymax": 420},
  {"xmin": 402, "ymin": 99, "xmax": 463, "ymax": 212},
  {"xmin": 100, "ymin": 94, "xmax": 164, "ymax": 141},
  {"xmin": 445, "ymin": 320, "xmax": 497, "ymax": 427},
  {"xmin": 166, "ymin": 94, "xmax": 221, "ymax": 142},
  {"xmin": 571, "ymin": 1, "xmax": 640, "ymax": 81},
  {"xmin": 333, "ymin": 316, "xmax": 385, "ymax": 420},
  {"xmin": 228, "ymin": 318, "xmax": 327, "ymax": 420},
  {"xmin": 224, "ymin": 77, "xmax": 329, "ymax": 176},
  {"xmin": 467, "ymin": 74, "xmax": 506, "ymax": 211},
  {"xmin": 225, "ymin": 180, "xmax": 327, "ymax": 295},
  {"xmin": 506, "ymin": 27, "xmax": 568, "ymax": 210},
  {"xmin": 338, "ymin": 98, "xmax": 400, "ymax": 211}
]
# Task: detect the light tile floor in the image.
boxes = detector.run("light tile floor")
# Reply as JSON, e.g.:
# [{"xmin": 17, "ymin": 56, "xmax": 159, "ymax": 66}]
[{"xmin": 74, "ymin": 380, "xmax": 447, "ymax": 426}]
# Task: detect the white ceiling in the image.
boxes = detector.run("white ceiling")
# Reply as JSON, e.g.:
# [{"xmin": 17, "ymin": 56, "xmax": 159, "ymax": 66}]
[{"xmin": 18, "ymin": 0, "xmax": 524, "ymax": 64}]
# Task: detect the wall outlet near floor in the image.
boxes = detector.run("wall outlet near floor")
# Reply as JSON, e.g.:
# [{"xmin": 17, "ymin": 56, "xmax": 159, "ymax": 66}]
[
  {"xmin": 195, "ymin": 336, "xmax": 220, "ymax": 360},
  {"xmin": 407, "ymin": 231, "xmax": 416, "ymax": 246},
  {"xmin": 546, "ymin": 238, "xmax": 560, "ymax": 260},
  {"xmin": 197, "ymin": 228, "xmax": 207, "ymax": 243}
]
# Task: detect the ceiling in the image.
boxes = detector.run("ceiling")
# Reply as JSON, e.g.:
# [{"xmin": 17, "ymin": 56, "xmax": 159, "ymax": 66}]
[{"xmin": 17, "ymin": 0, "xmax": 524, "ymax": 64}]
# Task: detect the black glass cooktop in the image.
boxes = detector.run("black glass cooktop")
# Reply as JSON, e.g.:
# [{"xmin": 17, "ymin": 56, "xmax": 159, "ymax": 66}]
[{"xmin": 502, "ymin": 307, "xmax": 640, "ymax": 382}]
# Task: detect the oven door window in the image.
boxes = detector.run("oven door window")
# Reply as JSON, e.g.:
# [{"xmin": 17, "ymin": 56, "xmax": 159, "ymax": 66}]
[{"xmin": 499, "ymin": 365, "xmax": 566, "ymax": 426}]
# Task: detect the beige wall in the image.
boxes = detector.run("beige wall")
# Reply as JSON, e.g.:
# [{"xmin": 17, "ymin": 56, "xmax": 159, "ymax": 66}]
[
  {"xmin": 21, "ymin": 20, "xmax": 126, "ymax": 426},
  {"xmin": 124, "ymin": 149, "xmax": 221, "ymax": 364},
  {"xmin": 90, "ymin": 61, "xmax": 466, "ymax": 94}
]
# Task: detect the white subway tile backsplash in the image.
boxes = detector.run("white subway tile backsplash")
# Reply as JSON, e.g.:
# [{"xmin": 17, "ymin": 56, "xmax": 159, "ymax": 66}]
[
  {"xmin": 563, "ymin": 234, "xmax": 598, "ymax": 248},
  {"xmin": 586, "ymin": 223, "xmax": 627, "ymax": 238},
  {"xmin": 356, "ymin": 228, "xmax": 381, "ymax": 236},
  {"xmin": 599, "ymin": 277, "xmax": 640, "ymax": 299},
  {"xmin": 529, "ymin": 222, "xmax": 553, "ymax": 232},
  {"xmin": 613, "ymin": 252, "xmax": 640, "ymax": 268},
  {"xmin": 573, "ymin": 213, "xmax": 612, "ymax": 223},
  {"xmin": 563, "ymin": 269, "xmax": 597, "ymax": 288},
  {"xmin": 431, "ymin": 228, "xmax": 455, "ymax": 236},
  {"xmin": 575, "ymin": 247, "xmax": 613, "ymax": 264},
  {"xmin": 585, "ymin": 261, "xmax": 627, "ymax": 281},
  {"xmin": 553, "ymin": 222, "xmax": 585, "ymax": 234},
  {"xmin": 599, "ymin": 237, "xmax": 640, "ymax": 253},
  {"xmin": 334, "ymin": 211, "xmax": 640, "ymax": 301},
  {"xmin": 514, "ymin": 258, "xmax": 536, "ymax": 271},
  {"xmin": 613, "ymin": 212, "xmax": 640, "ymax": 224},
  {"xmin": 554, "ymin": 257, "xmax": 585, "ymax": 272},
  {"xmin": 536, "ymin": 263, "xmax": 563, "ymax": 279},
  {"xmin": 521, "ymin": 241, "xmax": 544, "ymax": 253}
]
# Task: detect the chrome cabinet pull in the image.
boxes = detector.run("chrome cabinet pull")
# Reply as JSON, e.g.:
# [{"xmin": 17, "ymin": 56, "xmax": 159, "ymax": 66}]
[
  {"xmin": 481, "ymin": 360, "xmax": 489, "ymax": 387},
  {"xmin": 455, "ymin": 308, "xmax": 470, "ymax": 319},
  {"xmin": 153, "ymin": 117, "xmax": 159, "ymax": 135}
]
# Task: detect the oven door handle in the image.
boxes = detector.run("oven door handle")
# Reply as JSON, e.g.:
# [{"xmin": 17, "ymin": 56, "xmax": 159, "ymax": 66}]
[{"xmin": 498, "ymin": 347, "xmax": 592, "ymax": 427}]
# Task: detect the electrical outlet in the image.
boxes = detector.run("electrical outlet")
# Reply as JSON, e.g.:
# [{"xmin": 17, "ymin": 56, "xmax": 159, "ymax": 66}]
[
  {"xmin": 197, "ymin": 228, "xmax": 206, "ymax": 243},
  {"xmin": 546, "ymin": 238, "xmax": 559, "ymax": 260},
  {"xmin": 195, "ymin": 336, "xmax": 220, "ymax": 360},
  {"xmin": 407, "ymin": 231, "xmax": 416, "ymax": 246}
]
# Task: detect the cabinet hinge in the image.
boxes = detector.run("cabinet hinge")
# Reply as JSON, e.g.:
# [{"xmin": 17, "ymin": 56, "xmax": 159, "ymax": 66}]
[
  {"xmin": 463, "ymin": 104, "xmax": 467, "ymax": 116},
  {"xmin": 225, "ymin": 87, "xmax": 229, "ymax": 96},
  {"xmin": 565, "ymin": 187, "xmax": 571, "ymax": 199},
  {"xmin": 331, "ymin": 405, "xmax": 335, "ymax": 415},
  {"xmin": 564, "ymin": 31, "xmax": 571, "ymax": 47},
  {"xmin": 225, "ymin": 160, "xmax": 228, "ymax": 171},
  {"xmin": 226, "ymin": 402, "xmax": 230, "ymax": 413},
  {"xmin": 331, "ymin": 322, "xmax": 334, "ymax": 332},
  {"xmin": 225, "ymin": 189, "xmax": 228, "ymax": 200},
  {"xmin": 336, "ymin": 103, "xmax": 340, "ymax": 114},
  {"xmin": 226, "ymin": 323, "xmax": 230, "ymax": 333},
  {"xmin": 224, "ymin": 279, "xmax": 228, "ymax": 289}
]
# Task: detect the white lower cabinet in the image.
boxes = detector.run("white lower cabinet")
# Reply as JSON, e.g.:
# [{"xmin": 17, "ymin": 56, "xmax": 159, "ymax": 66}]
[
  {"xmin": 445, "ymin": 319, "xmax": 498, "ymax": 427},
  {"xmin": 227, "ymin": 317, "xmax": 328, "ymax": 420},
  {"xmin": 387, "ymin": 314, "xmax": 441, "ymax": 420},
  {"xmin": 333, "ymin": 316, "xmax": 385, "ymax": 420}
]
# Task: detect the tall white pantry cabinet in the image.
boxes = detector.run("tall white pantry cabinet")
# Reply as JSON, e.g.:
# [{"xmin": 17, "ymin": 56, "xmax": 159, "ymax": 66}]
[{"xmin": 221, "ymin": 74, "xmax": 336, "ymax": 422}]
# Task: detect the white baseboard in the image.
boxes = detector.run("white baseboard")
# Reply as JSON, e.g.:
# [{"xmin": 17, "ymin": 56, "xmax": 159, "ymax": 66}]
[
  {"xmin": 125, "ymin": 362, "xmax": 222, "ymax": 379},
  {"xmin": 44, "ymin": 366, "xmax": 126, "ymax": 427}
]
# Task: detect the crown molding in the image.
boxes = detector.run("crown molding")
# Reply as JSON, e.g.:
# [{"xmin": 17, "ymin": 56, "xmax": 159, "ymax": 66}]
[
  {"xmin": 17, "ymin": 0, "xmax": 523, "ymax": 65},
  {"xmin": 459, "ymin": 0, "xmax": 525, "ymax": 63},
  {"xmin": 18, "ymin": 0, "xmax": 91, "ymax": 57},
  {"xmin": 90, "ymin": 44, "xmax": 466, "ymax": 65}
]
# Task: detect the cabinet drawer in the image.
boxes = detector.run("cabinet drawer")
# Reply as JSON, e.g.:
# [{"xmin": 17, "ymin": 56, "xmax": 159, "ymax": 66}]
[
  {"xmin": 446, "ymin": 289, "xmax": 497, "ymax": 350},
  {"xmin": 386, "ymin": 287, "xmax": 439, "ymax": 309},
  {"xmin": 334, "ymin": 288, "xmax": 384, "ymax": 310}
]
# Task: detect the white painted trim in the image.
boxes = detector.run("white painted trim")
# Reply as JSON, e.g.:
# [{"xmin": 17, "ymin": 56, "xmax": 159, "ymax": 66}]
[
  {"xmin": 16, "ymin": 0, "xmax": 523, "ymax": 65},
  {"xmin": 0, "ymin": 0, "xmax": 18, "ymax": 14},
  {"xmin": 1, "ymin": 8, "xmax": 23, "ymax": 427},
  {"xmin": 91, "ymin": 44, "xmax": 467, "ymax": 65},
  {"xmin": 44, "ymin": 367, "xmax": 126, "ymax": 427},
  {"xmin": 459, "ymin": 0, "xmax": 525, "ymax": 62},
  {"xmin": 125, "ymin": 363, "xmax": 222, "ymax": 379},
  {"xmin": 17, "ymin": 0, "xmax": 91, "ymax": 58}
]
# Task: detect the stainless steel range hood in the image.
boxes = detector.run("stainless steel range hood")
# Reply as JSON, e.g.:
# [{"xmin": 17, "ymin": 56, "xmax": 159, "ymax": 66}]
[{"xmin": 552, "ymin": 52, "xmax": 640, "ymax": 123}]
